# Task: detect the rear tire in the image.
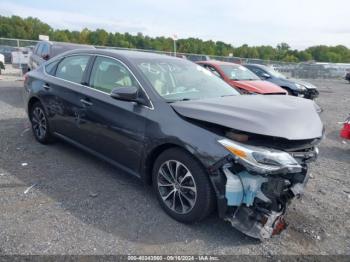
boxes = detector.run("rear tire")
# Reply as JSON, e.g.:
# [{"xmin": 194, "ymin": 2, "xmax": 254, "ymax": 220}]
[
  {"xmin": 152, "ymin": 148, "xmax": 215, "ymax": 223},
  {"xmin": 29, "ymin": 102, "xmax": 54, "ymax": 144}
]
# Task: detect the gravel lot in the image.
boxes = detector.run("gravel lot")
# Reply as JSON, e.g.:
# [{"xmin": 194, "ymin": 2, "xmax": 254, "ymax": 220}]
[{"xmin": 0, "ymin": 71, "xmax": 349, "ymax": 255}]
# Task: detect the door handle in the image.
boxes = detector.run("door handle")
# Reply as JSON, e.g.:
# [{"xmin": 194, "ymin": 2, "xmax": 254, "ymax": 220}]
[
  {"xmin": 80, "ymin": 98, "xmax": 93, "ymax": 106},
  {"xmin": 43, "ymin": 83, "xmax": 50, "ymax": 90}
]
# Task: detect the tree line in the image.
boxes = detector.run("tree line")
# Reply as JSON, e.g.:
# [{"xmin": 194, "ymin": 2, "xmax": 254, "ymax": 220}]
[{"xmin": 1, "ymin": 15, "xmax": 350, "ymax": 63}]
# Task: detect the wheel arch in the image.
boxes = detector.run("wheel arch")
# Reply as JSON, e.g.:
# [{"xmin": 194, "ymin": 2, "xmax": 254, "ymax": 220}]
[
  {"xmin": 27, "ymin": 96, "xmax": 41, "ymax": 115},
  {"xmin": 280, "ymin": 86, "xmax": 296, "ymax": 96},
  {"xmin": 142, "ymin": 142, "xmax": 203, "ymax": 185}
]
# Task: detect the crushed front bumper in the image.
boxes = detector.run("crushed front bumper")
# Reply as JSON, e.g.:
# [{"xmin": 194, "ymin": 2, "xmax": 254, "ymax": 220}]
[
  {"xmin": 225, "ymin": 207, "xmax": 287, "ymax": 239},
  {"xmin": 208, "ymin": 152, "xmax": 314, "ymax": 240},
  {"xmin": 304, "ymin": 88, "xmax": 319, "ymax": 100},
  {"xmin": 223, "ymin": 168, "xmax": 310, "ymax": 239}
]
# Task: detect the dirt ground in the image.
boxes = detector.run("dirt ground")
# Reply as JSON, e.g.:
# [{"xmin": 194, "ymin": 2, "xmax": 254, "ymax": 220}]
[{"xmin": 0, "ymin": 69, "xmax": 349, "ymax": 256}]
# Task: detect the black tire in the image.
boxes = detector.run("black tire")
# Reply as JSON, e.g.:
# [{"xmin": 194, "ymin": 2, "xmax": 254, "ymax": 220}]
[
  {"xmin": 152, "ymin": 148, "xmax": 215, "ymax": 223},
  {"xmin": 29, "ymin": 102, "xmax": 54, "ymax": 144},
  {"xmin": 283, "ymin": 87, "xmax": 294, "ymax": 96}
]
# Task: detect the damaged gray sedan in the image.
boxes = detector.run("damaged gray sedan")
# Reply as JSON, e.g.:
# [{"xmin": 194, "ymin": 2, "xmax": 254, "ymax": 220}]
[{"xmin": 24, "ymin": 50, "xmax": 323, "ymax": 240}]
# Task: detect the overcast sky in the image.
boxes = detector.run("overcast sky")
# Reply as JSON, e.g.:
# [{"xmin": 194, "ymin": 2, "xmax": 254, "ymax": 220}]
[{"xmin": 1, "ymin": 0, "xmax": 349, "ymax": 49}]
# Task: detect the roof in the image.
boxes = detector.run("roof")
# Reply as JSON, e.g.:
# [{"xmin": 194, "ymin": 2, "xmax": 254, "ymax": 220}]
[
  {"xmin": 62, "ymin": 48, "xmax": 181, "ymax": 60},
  {"xmin": 244, "ymin": 63, "xmax": 267, "ymax": 68},
  {"xmin": 197, "ymin": 60, "xmax": 240, "ymax": 66},
  {"xmin": 37, "ymin": 40, "xmax": 94, "ymax": 49}
]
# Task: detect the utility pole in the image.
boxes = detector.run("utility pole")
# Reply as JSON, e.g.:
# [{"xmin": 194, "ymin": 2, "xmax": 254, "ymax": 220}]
[{"xmin": 173, "ymin": 34, "xmax": 178, "ymax": 57}]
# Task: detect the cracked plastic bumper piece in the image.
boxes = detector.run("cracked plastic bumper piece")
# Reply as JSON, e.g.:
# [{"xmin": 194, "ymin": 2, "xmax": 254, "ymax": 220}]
[{"xmin": 221, "ymin": 164, "xmax": 308, "ymax": 239}]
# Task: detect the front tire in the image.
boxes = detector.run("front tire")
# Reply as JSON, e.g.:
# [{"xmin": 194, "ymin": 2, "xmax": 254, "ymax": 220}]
[
  {"xmin": 152, "ymin": 148, "xmax": 215, "ymax": 223},
  {"xmin": 29, "ymin": 102, "xmax": 54, "ymax": 144}
]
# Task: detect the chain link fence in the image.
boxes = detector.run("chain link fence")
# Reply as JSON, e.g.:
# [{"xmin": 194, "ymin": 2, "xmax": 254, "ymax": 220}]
[{"xmin": 1, "ymin": 37, "xmax": 349, "ymax": 79}]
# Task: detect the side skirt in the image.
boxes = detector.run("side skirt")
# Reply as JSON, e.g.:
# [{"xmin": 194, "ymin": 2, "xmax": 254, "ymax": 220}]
[{"xmin": 53, "ymin": 132, "xmax": 141, "ymax": 179}]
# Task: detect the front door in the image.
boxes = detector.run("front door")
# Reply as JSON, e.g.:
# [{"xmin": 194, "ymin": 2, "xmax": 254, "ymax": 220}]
[{"xmin": 76, "ymin": 56, "xmax": 149, "ymax": 175}]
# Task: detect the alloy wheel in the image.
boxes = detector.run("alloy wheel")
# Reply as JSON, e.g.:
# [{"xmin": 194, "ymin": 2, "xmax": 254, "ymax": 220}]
[
  {"xmin": 157, "ymin": 160, "xmax": 197, "ymax": 214},
  {"xmin": 31, "ymin": 107, "xmax": 47, "ymax": 140}
]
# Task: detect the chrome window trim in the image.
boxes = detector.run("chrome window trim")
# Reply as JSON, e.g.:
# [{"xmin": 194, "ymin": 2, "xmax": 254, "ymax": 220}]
[{"xmin": 43, "ymin": 53, "xmax": 154, "ymax": 110}]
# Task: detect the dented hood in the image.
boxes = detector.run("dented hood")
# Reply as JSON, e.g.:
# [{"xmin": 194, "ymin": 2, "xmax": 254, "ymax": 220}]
[{"xmin": 171, "ymin": 95, "xmax": 323, "ymax": 140}]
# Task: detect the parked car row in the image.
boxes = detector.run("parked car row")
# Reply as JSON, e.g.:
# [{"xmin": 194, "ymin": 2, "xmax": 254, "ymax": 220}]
[
  {"xmin": 196, "ymin": 61, "xmax": 287, "ymax": 95},
  {"xmin": 1, "ymin": 41, "xmax": 320, "ymax": 102},
  {"xmin": 24, "ymin": 48, "xmax": 324, "ymax": 240},
  {"xmin": 28, "ymin": 41, "xmax": 94, "ymax": 71}
]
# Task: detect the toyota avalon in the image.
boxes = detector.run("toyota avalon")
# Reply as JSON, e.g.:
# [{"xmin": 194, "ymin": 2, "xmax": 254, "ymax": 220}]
[{"xmin": 23, "ymin": 49, "xmax": 323, "ymax": 239}]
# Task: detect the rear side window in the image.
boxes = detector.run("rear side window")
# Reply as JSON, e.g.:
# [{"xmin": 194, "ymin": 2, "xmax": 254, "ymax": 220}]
[
  {"xmin": 35, "ymin": 43, "xmax": 43, "ymax": 56},
  {"xmin": 41, "ymin": 43, "xmax": 49, "ymax": 56},
  {"xmin": 56, "ymin": 56, "xmax": 90, "ymax": 84},
  {"xmin": 89, "ymin": 56, "xmax": 138, "ymax": 94},
  {"xmin": 45, "ymin": 59, "xmax": 60, "ymax": 76}
]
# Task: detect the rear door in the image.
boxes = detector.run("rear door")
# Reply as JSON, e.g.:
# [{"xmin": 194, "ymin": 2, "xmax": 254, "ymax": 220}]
[
  {"xmin": 74, "ymin": 55, "xmax": 148, "ymax": 175},
  {"xmin": 41, "ymin": 55, "xmax": 93, "ymax": 142}
]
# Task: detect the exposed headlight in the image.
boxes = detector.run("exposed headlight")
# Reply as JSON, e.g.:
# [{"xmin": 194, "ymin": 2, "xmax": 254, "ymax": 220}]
[
  {"xmin": 295, "ymin": 83, "xmax": 307, "ymax": 91},
  {"xmin": 218, "ymin": 138, "xmax": 302, "ymax": 174}
]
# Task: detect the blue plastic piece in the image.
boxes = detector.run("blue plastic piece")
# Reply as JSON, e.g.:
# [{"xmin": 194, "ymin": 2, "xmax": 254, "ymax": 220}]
[{"xmin": 238, "ymin": 171, "xmax": 267, "ymax": 206}]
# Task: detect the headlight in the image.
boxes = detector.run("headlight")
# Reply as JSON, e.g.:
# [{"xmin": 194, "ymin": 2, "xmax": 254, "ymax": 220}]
[
  {"xmin": 295, "ymin": 83, "xmax": 307, "ymax": 91},
  {"xmin": 218, "ymin": 138, "xmax": 302, "ymax": 174}
]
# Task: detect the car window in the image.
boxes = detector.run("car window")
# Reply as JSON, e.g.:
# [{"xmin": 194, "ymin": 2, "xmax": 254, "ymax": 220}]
[
  {"xmin": 220, "ymin": 65, "xmax": 260, "ymax": 81},
  {"xmin": 137, "ymin": 58, "xmax": 239, "ymax": 101},
  {"xmin": 36, "ymin": 43, "xmax": 44, "ymax": 56},
  {"xmin": 89, "ymin": 56, "xmax": 137, "ymax": 94},
  {"xmin": 203, "ymin": 65, "xmax": 222, "ymax": 79},
  {"xmin": 41, "ymin": 43, "xmax": 49, "ymax": 56},
  {"xmin": 249, "ymin": 67, "xmax": 265, "ymax": 77},
  {"xmin": 45, "ymin": 59, "xmax": 61, "ymax": 76},
  {"xmin": 56, "ymin": 55, "xmax": 90, "ymax": 84}
]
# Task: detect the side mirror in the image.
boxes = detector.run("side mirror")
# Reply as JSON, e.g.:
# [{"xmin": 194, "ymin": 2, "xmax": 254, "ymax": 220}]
[
  {"xmin": 261, "ymin": 73, "xmax": 271, "ymax": 79},
  {"xmin": 110, "ymin": 86, "xmax": 146, "ymax": 104},
  {"xmin": 42, "ymin": 54, "xmax": 50, "ymax": 60}
]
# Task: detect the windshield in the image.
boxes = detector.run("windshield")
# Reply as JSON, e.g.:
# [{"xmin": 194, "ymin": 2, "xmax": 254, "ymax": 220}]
[
  {"xmin": 262, "ymin": 65, "xmax": 286, "ymax": 78},
  {"xmin": 220, "ymin": 64, "xmax": 260, "ymax": 81},
  {"xmin": 135, "ymin": 58, "xmax": 239, "ymax": 101}
]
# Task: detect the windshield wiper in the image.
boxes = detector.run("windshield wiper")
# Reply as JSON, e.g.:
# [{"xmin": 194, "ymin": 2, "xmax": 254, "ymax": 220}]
[
  {"xmin": 166, "ymin": 98, "xmax": 192, "ymax": 103},
  {"xmin": 221, "ymin": 94, "xmax": 236, "ymax": 97}
]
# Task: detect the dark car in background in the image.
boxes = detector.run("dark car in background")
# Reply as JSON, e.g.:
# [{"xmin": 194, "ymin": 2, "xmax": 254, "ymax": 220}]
[
  {"xmin": 345, "ymin": 72, "xmax": 350, "ymax": 83},
  {"xmin": 28, "ymin": 41, "xmax": 94, "ymax": 71},
  {"xmin": 245, "ymin": 64, "xmax": 319, "ymax": 99},
  {"xmin": 0, "ymin": 46, "xmax": 17, "ymax": 63},
  {"xmin": 23, "ymin": 49, "xmax": 323, "ymax": 239}
]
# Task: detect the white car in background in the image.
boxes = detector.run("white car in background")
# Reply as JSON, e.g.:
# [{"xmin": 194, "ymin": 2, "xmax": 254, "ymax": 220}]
[
  {"xmin": 11, "ymin": 47, "xmax": 32, "ymax": 74},
  {"xmin": 0, "ymin": 53, "xmax": 5, "ymax": 74}
]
